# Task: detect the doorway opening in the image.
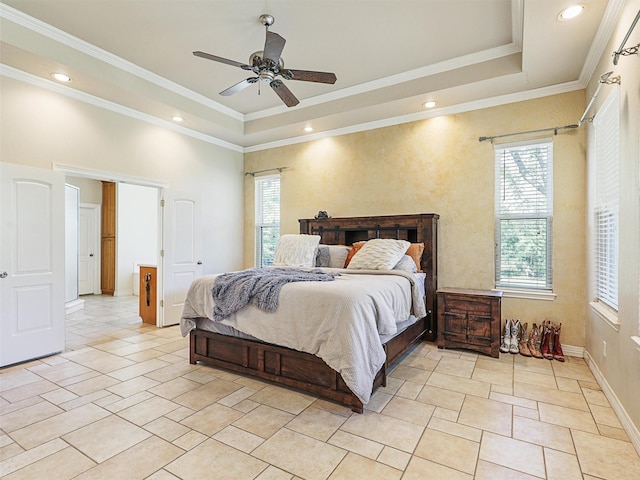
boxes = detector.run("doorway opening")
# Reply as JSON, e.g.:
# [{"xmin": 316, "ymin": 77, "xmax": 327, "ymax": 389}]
[{"xmin": 60, "ymin": 165, "xmax": 166, "ymax": 337}]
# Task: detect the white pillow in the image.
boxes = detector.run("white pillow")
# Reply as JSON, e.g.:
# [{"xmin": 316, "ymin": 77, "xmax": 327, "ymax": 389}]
[
  {"xmin": 273, "ymin": 234, "xmax": 321, "ymax": 267},
  {"xmin": 393, "ymin": 255, "xmax": 418, "ymax": 273},
  {"xmin": 346, "ymin": 239, "xmax": 410, "ymax": 270}
]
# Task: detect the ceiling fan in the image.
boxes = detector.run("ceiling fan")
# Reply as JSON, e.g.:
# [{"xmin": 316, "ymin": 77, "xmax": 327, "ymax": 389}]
[{"xmin": 193, "ymin": 14, "xmax": 337, "ymax": 107}]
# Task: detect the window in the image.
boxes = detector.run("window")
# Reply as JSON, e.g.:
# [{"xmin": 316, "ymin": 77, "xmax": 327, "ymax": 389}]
[
  {"xmin": 255, "ymin": 174, "xmax": 280, "ymax": 267},
  {"xmin": 495, "ymin": 139, "xmax": 553, "ymax": 290},
  {"xmin": 593, "ymin": 90, "xmax": 619, "ymax": 311}
]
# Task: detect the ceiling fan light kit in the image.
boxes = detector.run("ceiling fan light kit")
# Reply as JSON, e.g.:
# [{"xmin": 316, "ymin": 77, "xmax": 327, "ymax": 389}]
[{"xmin": 193, "ymin": 14, "xmax": 337, "ymax": 107}]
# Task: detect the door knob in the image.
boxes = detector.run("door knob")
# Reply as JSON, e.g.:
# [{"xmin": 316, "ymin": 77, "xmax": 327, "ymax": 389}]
[
  {"xmin": 197, "ymin": 260, "xmax": 202, "ymax": 265},
  {"xmin": 0, "ymin": 271, "xmax": 7, "ymax": 278},
  {"xmin": 89, "ymin": 254, "xmax": 94, "ymax": 257}
]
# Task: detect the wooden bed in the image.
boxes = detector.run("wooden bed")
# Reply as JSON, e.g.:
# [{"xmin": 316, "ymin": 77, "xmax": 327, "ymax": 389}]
[{"xmin": 189, "ymin": 213, "xmax": 439, "ymax": 413}]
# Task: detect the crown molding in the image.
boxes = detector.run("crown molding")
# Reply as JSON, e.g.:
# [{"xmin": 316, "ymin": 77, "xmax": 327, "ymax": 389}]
[
  {"xmin": 245, "ymin": 43, "xmax": 523, "ymax": 121},
  {"xmin": 0, "ymin": 3, "xmax": 244, "ymax": 122},
  {"xmin": 0, "ymin": 64, "xmax": 244, "ymax": 153},
  {"xmin": 244, "ymin": 80, "xmax": 584, "ymax": 153},
  {"xmin": 578, "ymin": 0, "xmax": 628, "ymax": 87}
]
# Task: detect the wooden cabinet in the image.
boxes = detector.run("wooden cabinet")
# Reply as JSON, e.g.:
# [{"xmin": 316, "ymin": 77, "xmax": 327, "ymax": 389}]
[
  {"xmin": 437, "ymin": 288, "xmax": 502, "ymax": 358},
  {"xmin": 139, "ymin": 265, "xmax": 157, "ymax": 325},
  {"xmin": 101, "ymin": 181, "xmax": 116, "ymax": 295}
]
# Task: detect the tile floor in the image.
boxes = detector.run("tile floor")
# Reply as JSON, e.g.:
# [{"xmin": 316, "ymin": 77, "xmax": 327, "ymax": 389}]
[{"xmin": 1, "ymin": 294, "xmax": 640, "ymax": 479}]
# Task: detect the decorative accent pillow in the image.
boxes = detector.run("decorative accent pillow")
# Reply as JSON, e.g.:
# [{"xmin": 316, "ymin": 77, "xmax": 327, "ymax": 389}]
[
  {"xmin": 343, "ymin": 241, "xmax": 366, "ymax": 268},
  {"xmin": 273, "ymin": 234, "xmax": 321, "ymax": 267},
  {"xmin": 316, "ymin": 245, "xmax": 352, "ymax": 268},
  {"xmin": 346, "ymin": 239, "xmax": 410, "ymax": 270},
  {"xmin": 406, "ymin": 243, "xmax": 425, "ymax": 272},
  {"xmin": 315, "ymin": 246, "xmax": 331, "ymax": 267},
  {"xmin": 393, "ymin": 255, "xmax": 418, "ymax": 273},
  {"xmin": 327, "ymin": 245, "xmax": 351, "ymax": 268}
]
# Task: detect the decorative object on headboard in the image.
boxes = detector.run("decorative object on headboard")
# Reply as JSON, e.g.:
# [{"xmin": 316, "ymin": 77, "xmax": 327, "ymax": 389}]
[{"xmin": 314, "ymin": 210, "xmax": 330, "ymax": 219}]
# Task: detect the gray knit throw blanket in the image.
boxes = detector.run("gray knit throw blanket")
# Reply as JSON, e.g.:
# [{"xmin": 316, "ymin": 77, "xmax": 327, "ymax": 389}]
[{"xmin": 211, "ymin": 268, "xmax": 339, "ymax": 321}]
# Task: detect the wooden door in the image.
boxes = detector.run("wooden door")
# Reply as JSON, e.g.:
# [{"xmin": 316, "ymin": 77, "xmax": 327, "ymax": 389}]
[{"xmin": 101, "ymin": 181, "xmax": 116, "ymax": 295}]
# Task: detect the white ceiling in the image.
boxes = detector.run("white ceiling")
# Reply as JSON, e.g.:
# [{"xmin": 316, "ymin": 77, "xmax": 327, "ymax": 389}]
[{"xmin": 0, "ymin": 1, "xmax": 614, "ymax": 151}]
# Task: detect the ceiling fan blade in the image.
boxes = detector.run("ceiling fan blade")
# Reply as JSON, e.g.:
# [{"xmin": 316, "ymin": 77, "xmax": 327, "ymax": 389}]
[
  {"xmin": 270, "ymin": 80, "xmax": 299, "ymax": 107},
  {"xmin": 193, "ymin": 51, "xmax": 249, "ymax": 69},
  {"xmin": 285, "ymin": 69, "xmax": 337, "ymax": 84},
  {"xmin": 220, "ymin": 77, "xmax": 258, "ymax": 96},
  {"xmin": 263, "ymin": 31, "xmax": 286, "ymax": 65}
]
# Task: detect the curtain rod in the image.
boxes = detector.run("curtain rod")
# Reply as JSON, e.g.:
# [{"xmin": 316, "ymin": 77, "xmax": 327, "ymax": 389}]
[
  {"xmin": 478, "ymin": 124, "xmax": 579, "ymax": 143},
  {"xmin": 479, "ymin": 71, "xmax": 621, "ymax": 143},
  {"xmin": 244, "ymin": 167, "xmax": 287, "ymax": 176},
  {"xmin": 613, "ymin": 10, "xmax": 640, "ymax": 65}
]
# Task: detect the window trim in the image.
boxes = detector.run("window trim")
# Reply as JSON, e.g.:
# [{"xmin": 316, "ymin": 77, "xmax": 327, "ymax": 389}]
[
  {"xmin": 494, "ymin": 138, "xmax": 554, "ymax": 292},
  {"xmin": 593, "ymin": 89, "xmax": 620, "ymax": 312},
  {"xmin": 254, "ymin": 173, "xmax": 280, "ymax": 268}
]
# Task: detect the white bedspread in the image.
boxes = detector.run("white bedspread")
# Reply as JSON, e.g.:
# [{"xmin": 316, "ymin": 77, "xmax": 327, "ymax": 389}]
[{"xmin": 180, "ymin": 268, "xmax": 426, "ymax": 404}]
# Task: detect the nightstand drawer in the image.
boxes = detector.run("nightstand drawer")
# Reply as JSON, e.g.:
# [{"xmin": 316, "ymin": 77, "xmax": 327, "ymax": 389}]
[{"xmin": 441, "ymin": 294, "xmax": 494, "ymax": 316}]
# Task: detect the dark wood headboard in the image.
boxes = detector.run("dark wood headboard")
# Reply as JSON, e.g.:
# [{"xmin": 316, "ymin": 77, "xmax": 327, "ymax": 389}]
[{"xmin": 299, "ymin": 213, "xmax": 439, "ymax": 341}]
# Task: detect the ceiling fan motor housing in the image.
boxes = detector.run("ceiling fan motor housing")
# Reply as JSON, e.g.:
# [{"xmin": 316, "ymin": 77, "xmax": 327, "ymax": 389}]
[{"xmin": 193, "ymin": 13, "xmax": 336, "ymax": 107}]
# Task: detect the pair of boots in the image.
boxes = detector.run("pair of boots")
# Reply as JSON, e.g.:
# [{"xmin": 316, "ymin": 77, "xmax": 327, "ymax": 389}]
[
  {"xmin": 539, "ymin": 320, "xmax": 565, "ymax": 362},
  {"xmin": 499, "ymin": 319, "xmax": 521, "ymax": 354},
  {"xmin": 499, "ymin": 319, "xmax": 564, "ymax": 362}
]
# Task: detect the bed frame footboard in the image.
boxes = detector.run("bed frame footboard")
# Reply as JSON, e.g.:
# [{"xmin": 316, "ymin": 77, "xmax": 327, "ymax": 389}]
[{"xmin": 189, "ymin": 314, "xmax": 429, "ymax": 413}]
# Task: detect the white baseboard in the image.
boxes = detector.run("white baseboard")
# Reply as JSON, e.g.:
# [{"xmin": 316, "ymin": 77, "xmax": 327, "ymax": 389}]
[
  {"xmin": 561, "ymin": 344, "xmax": 584, "ymax": 358},
  {"xmin": 584, "ymin": 349, "xmax": 640, "ymax": 456},
  {"xmin": 65, "ymin": 298, "xmax": 85, "ymax": 314}
]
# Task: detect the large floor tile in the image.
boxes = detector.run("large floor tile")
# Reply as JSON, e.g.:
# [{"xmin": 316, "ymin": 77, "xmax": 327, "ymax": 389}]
[
  {"xmin": 62, "ymin": 415, "xmax": 151, "ymax": 462},
  {"xmin": 479, "ymin": 432, "xmax": 545, "ymax": 478},
  {"xmin": 458, "ymin": 395, "xmax": 512, "ymax": 436},
  {"xmin": 340, "ymin": 411, "xmax": 425, "ymax": 453},
  {"xmin": 252, "ymin": 428, "xmax": 346, "ymax": 480},
  {"xmin": 414, "ymin": 428, "xmax": 479, "ymax": 474},
  {"xmin": 573, "ymin": 430, "xmax": 640, "ymax": 480},
  {"xmin": 74, "ymin": 436, "xmax": 183, "ymax": 480},
  {"xmin": 403, "ymin": 456, "xmax": 472, "ymax": 480},
  {"xmin": 328, "ymin": 451, "xmax": 402, "ymax": 479},
  {"xmin": 166, "ymin": 438, "xmax": 268, "ymax": 480}
]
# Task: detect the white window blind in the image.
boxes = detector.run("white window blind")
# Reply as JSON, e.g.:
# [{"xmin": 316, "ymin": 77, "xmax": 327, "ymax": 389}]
[
  {"xmin": 495, "ymin": 139, "xmax": 553, "ymax": 290},
  {"xmin": 255, "ymin": 175, "xmax": 280, "ymax": 267},
  {"xmin": 594, "ymin": 90, "xmax": 619, "ymax": 310}
]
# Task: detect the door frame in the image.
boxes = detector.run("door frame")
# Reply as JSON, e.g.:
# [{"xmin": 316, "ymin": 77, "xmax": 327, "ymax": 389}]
[
  {"xmin": 54, "ymin": 164, "xmax": 167, "ymax": 326},
  {"xmin": 79, "ymin": 203, "xmax": 101, "ymax": 295}
]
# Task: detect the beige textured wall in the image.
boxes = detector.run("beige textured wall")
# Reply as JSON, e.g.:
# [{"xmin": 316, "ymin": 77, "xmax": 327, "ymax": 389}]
[
  {"xmin": 245, "ymin": 91, "xmax": 587, "ymax": 347},
  {"xmin": 584, "ymin": 0, "xmax": 640, "ymax": 438}
]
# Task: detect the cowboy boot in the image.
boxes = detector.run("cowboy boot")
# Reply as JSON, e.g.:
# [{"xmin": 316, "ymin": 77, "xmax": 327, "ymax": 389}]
[
  {"xmin": 518, "ymin": 322, "xmax": 532, "ymax": 356},
  {"xmin": 510, "ymin": 319, "xmax": 521, "ymax": 354},
  {"xmin": 540, "ymin": 321, "xmax": 554, "ymax": 360},
  {"xmin": 552, "ymin": 323, "xmax": 565, "ymax": 362},
  {"xmin": 528, "ymin": 323, "xmax": 544, "ymax": 359},
  {"xmin": 500, "ymin": 319, "xmax": 512, "ymax": 354}
]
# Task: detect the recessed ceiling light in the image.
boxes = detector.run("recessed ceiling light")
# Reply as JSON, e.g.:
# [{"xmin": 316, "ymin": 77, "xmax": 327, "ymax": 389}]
[
  {"xmin": 423, "ymin": 101, "xmax": 436, "ymax": 109},
  {"xmin": 303, "ymin": 126, "xmax": 313, "ymax": 132},
  {"xmin": 172, "ymin": 115, "xmax": 183, "ymax": 122},
  {"xmin": 51, "ymin": 73, "xmax": 71, "ymax": 82},
  {"xmin": 558, "ymin": 4, "xmax": 585, "ymax": 21}
]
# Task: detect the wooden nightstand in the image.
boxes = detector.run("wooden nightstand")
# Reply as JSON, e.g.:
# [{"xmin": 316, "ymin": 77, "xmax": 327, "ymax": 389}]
[{"xmin": 437, "ymin": 288, "xmax": 502, "ymax": 358}]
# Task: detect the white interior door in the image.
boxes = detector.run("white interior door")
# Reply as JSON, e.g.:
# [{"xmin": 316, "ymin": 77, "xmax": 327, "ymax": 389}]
[
  {"xmin": 0, "ymin": 162, "xmax": 65, "ymax": 367},
  {"xmin": 78, "ymin": 204, "xmax": 99, "ymax": 295},
  {"xmin": 160, "ymin": 190, "xmax": 202, "ymax": 327}
]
